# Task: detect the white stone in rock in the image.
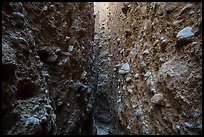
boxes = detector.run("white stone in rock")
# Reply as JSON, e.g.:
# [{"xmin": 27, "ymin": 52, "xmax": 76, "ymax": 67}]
[
  {"xmin": 134, "ymin": 73, "xmax": 139, "ymax": 78},
  {"xmin": 64, "ymin": 35, "xmax": 70, "ymax": 39},
  {"xmin": 127, "ymin": 125, "xmax": 131, "ymax": 130},
  {"xmin": 173, "ymin": 20, "xmax": 180, "ymax": 26},
  {"xmin": 135, "ymin": 106, "xmax": 143, "ymax": 116},
  {"xmin": 12, "ymin": 12, "xmax": 24, "ymax": 19},
  {"xmin": 140, "ymin": 61, "xmax": 147, "ymax": 69},
  {"xmin": 68, "ymin": 45, "xmax": 74, "ymax": 52},
  {"xmin": 144, "ymin": 71, "xmax": 152, "ymax": 77},
  {"xmin": 127, "ymin": 88, "xmax": 133, "ymax": 94},
  {"xmin": 25, "ymin": 117, "xmax": 40, "ymax": 126},
  {"xmin": 161, "ymin": 39, "xmax": 168, "ymax": 47},
  {"xmin": 125, "ymin": 76, "xmax": 132, "ymax": 82},
  {"xmin": 118, "ymin": 63, "xmax": 130, "ymax": 74},
  {"xmin": 142, "ymin": 49, "xmax": 149, "ymax": 54},
  {"xmin": 176, "ymin": 26, "xmax": 194, "ymax": 39},
  {"xmin": 55, "ymin": 48, "xmax": 61, "ymax": 54},
  {"xmin": 132, "ymin": 104, "xmax": 137, "ymax": 109},
  {"xmin": 43, "ymin": 5, "xmax": 48, "ymax": 11},
  {"xmin": 116, "ymin": 38, "xmax": 121, "ymax": 43},
  {"xmin": 151, "ymin": 93, "xmax": 164, "ymax": 104},
  {"xmin": 191, "ymin": 41, "xmax": 198, "ymax": 46}
]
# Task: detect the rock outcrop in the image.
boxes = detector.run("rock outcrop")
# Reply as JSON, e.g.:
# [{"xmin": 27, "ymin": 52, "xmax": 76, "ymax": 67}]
[{"xmin": 2, "ymin": 2, "xmax": 94, "ymax": 135}]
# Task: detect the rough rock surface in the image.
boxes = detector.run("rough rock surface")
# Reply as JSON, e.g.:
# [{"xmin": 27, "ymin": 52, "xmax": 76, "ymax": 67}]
[
  {"xmin": 2, "ymin": 2, "xmax": 202, "ymax": 135},
  {"xmin": 2, "ymin": 2, "xmax": 94, "ymax": 135},
  {"xmin": 103, "ymin": 2, "xmax": 202, "ymax": 135}
]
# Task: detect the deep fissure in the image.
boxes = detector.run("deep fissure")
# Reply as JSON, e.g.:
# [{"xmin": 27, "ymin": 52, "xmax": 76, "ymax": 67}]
[{"xmin": 2, "ymin": 2, "xmax": 202, "ymax": 135}]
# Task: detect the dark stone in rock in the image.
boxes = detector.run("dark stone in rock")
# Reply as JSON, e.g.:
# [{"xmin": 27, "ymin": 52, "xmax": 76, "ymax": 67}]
[
  {"xmin": 11, "ymin": 36, "xmax": 29, "ymax": 48},
  {"xmin": 74, "ymin": 81, "xmax": 91, "ymax": 93},
  {"xmin": 124, "ymin": 29, "xmax": 131, "ymax": 37},
  {"xmin": 175, "ymin": 38, "xmax": 192, "ymax": 47},
  {"xmin": 160, "ymin": 38, "xmax": 168, "ymax": 51},
  {"xmin": 58, "ymin": 57, "xmax": 71, "ymax": 70},
  {"xmin": 38, "ymin": 46, "xmax": 52, "ymax": 59},
  {"xmin": 3, "ymin": 63, "xmax": 17, "ymax": 82},
  {"xmin": 46, "ymin": 54, "xmax": 58, "ymax": 63},
  {"xmin": 78, "ymin": 28, "xmax": 87, "ymax": 37},
  {"xmin": 16, "ymin": 79, "xmax": 41, "ymax": 100},
  {"xmin": 165, "ymin": 2, "xmax": 176, "ymax": 13},
  {"xmin": 122, "ymin": 5, "xmax": 131, "ymax": 15}
]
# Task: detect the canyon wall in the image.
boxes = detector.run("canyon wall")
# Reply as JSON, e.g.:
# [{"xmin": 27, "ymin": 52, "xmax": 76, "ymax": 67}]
[
  {"xmin": 2, "ymin": 2, "xmax": 94, "ymax": 135},
  {"xmin": 2, "ymin": 2, "xmax": 202, "ymax": 135},
  {"xmin": 106, "ymin": 2, "xmax": 202, "ymax": 135}
]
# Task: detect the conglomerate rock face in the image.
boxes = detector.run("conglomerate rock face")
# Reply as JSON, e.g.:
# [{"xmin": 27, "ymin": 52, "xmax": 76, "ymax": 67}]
[
  {"xmin": 2, "ymin": 2, "xmax": 94, "ymax": 135},
  {"xmin": 2, "ymin": 2, "xmax": 202, "ymax": 135},
  {"xmin": 104, "ymin": 2, "xmax": 202, "ymax": 135}
]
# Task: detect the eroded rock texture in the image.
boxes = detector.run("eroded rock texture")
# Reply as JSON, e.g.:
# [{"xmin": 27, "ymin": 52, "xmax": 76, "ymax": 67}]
[
  {"xmin": 2, "ymin": 2, "xmax": 94, "ymax": 135},
  {"xmin": 103, "ymin": 2, "xmax": 202, "ymax": 135},
  {"xmin": 2, "ymin": 2, "xmax": 202, "ymax": 135}
]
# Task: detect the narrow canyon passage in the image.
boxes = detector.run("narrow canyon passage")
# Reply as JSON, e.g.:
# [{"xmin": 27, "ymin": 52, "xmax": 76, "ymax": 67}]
[
  {"xmin": 93, "ymin": 2, "xmax": 117, "ymax": 135},
  {"xmin": 2, "ymin": 2, "xmax": 202, "ymax": 135}
]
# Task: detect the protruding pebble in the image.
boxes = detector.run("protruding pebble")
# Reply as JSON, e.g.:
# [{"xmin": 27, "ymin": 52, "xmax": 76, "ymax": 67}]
[
  {"xmin": 25, "ymin": 117, "xmax": 40, "ymax": 127},
  {"xmin": 135, "ymin": 106, "xmax": 143, "ymax": 117},
  {"xmin": 68, "ymin": 45, "xmax": 74, "ymax": 52},
  {"xmin": 176, "ymin": 26, "xmax": 194, "ymax": 46},
  {"xmin": 161, "ymin": 38, "xmax": 168, "ymax": 48},
  {"xmin": 144, "ymin": 71, "xmax": 152, "ymax": 77},
  {"xmin": 125, "ymin": 76, "xmax": 132, "ymax": 82},
  {"xmin": 142, "ymin": 49, "xmax": 149, "ymax": 55},
  {"xmin": 176, "ymin": 26, "xmax": 194, "ymax": 39},
  {"xmin": 151, "ymin": 93, "xmax": 164, "ymax": 104},
  {"xmin": 12, "ymin": 12, "xmax": 25, "ymax": 19},
  {"xmin": 127, "ymin": 88, "xmax": 133, "ymax": 94},
  {"xmin": 134, "ymin": 73, "xmax": 139, "ymax": 79},
  {"xmin": 43, "ymin": 5, "xmax": 48, "ymax": 11},
  {"xmin": 140, "ymin": 61, "xmax": 147, "ymax": 69},
  {"xmin": 184, "ymin": 122, "xmax": 192, "ymax": 128},
  {"xmin": 118, "ymin": 63, "xmax": 130, "ymax": 75},
  {"xmin": 46, "ymin": 54, "xmax": 58, "ymax": 63}
]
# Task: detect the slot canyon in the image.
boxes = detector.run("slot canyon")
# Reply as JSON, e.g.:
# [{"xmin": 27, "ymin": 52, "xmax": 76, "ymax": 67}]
[{"xmin": 2, "ymin": 2, "xmax": 202, "ymax": 135}]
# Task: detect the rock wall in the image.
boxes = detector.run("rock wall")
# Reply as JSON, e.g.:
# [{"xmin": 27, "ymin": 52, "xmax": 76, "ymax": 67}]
[
  {"xmin": 2, "ymin": 2, "xmax": 94, "ymax": 135},
  {"xmin": 2, "ymin": 2, "xmax": 202, "ymax": 135},
  {"xmin": 106, "ymin": 2, "xmax": 202, "ymax": 135}
]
